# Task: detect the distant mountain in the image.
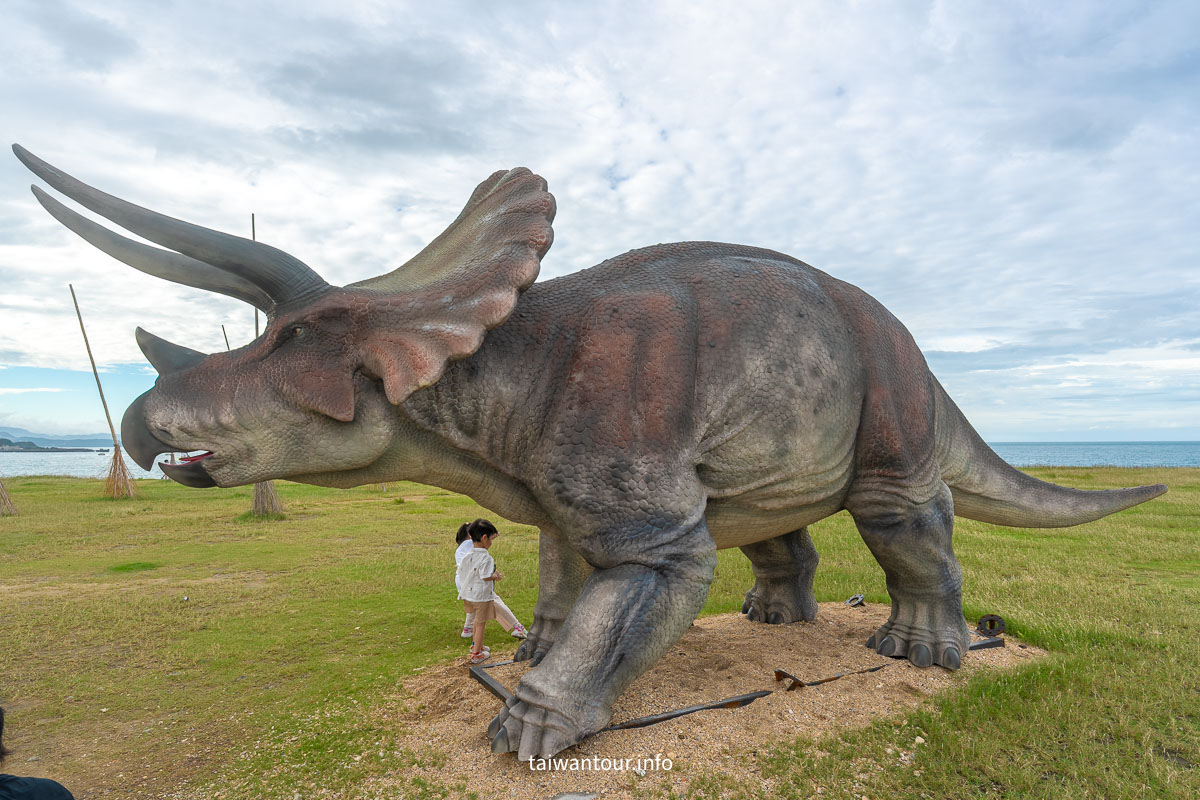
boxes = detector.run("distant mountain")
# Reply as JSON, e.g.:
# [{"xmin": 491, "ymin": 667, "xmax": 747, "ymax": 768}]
[
  {"xmin": 0, "ymin": 426, "xmax": 115, "ymax": 448},
  {"xmin": 0, "ymin": 437, "xmax": 99, "ymax": 453}
]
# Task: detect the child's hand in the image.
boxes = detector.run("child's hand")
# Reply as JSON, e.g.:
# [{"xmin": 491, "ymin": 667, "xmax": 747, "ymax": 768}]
[{"xmin": 492, "ymin": 571, "xmax": 504, "ymax": 581}]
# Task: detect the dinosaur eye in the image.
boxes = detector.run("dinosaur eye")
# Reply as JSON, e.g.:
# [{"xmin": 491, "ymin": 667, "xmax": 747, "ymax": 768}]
[{"xmin": 291, "ymin": 325, "xmax": 307, "ymax": 339}]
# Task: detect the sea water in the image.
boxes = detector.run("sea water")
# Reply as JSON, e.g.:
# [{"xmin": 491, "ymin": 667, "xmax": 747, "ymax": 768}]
[
  {"xmin": 0, "ymin": 450, "xmax": 164, "ymax": 479},
  {"xmin": 989, "ymin": 442, "xmax": 1200, "ymax": 468}
]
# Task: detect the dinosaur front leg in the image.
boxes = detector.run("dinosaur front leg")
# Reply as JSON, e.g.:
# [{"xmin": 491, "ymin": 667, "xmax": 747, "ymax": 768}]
[
  {"xmin": 515, "ymin": 527, "xmax": 593, "ymax": 665},
  {"xmin": 849, "ymin": 482, "xmax": 969, "ymax": 669},
  {"xmin": 740, "ymin": 527, "xmax": 820, "ymax": 624},
  {"xmin": 489, "ymin": 518, "xmax": 717, "ymax": 760}
]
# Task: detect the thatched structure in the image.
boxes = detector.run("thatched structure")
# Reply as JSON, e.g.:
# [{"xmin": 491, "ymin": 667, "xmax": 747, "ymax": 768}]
[
  {"xmin": 0, "ymin": 478, "xmax": 16, "ymax": 516},
  {"xmin": 252, "ymin": 480, "xmax": 283, "ymax": 516},
  {"xmin": 104, "ymin": 446, "xmax": 136, "ymax": 499}
]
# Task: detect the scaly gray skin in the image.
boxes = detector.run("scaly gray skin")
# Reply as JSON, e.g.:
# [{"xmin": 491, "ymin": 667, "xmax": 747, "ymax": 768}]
[{"xmin": 14, "ymin": 144, "xmax": 1167, "ymax": 761}]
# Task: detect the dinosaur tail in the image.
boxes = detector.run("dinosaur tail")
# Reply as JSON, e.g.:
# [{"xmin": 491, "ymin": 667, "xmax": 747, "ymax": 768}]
[{"xmin": 933, "ymin": 380, "xmax": 1167, "ymax": 527}]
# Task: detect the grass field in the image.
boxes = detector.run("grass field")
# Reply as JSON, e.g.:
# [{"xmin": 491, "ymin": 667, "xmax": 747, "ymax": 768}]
[{"xmin": 0, "ymin": 468, "xmax": 1197, "ymax": 799}]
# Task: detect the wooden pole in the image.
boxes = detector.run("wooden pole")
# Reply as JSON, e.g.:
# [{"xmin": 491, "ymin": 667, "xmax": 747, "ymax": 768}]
[
  {"xmin": 70, "ymin": 284, "xmax": 119, "ymax": 447},
  {"xmin": 222, "ymin": 325, "xmax": 231, "ymax": 351},
  {"xmin": 248, "ymin": 213, "xmax": 282, "ymax": 517},
  {"xmin": 69, "ymin": 284, "xmax": 135, "ymax": 499}
]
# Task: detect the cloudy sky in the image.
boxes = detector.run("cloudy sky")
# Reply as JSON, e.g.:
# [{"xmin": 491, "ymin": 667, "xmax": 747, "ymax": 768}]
[{"xmin": 1, "ymin": 0, "xmax": 1197, "ymax": 440}]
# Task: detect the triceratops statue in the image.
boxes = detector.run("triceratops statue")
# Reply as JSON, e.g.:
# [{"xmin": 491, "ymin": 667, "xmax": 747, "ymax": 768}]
[{"xmin": 14, "ymin": 144, "xmax": 1165, "ymax": 760}]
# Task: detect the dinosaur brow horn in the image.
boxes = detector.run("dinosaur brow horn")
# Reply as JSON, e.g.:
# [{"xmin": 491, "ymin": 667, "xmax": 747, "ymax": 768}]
[
  {"xmin": 13, "ymin": 144, "xmax": 330, "ymax": 308},
  {"xmin": 31, "ymin": 186, "xmax": 275, "ymax": 314},
  {"xmin": 135, "ymin": 327, "xmax": 207, "ymax": 375}
]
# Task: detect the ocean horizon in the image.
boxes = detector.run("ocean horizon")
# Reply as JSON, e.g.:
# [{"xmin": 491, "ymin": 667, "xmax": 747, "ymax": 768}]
[
  {"xmin": 988, "ymin": 441, "xmax": 1200, "ymax": 468},
  {"xmin": 1, "ymin": 441, "xmax": 1198, "ymax": 480}
]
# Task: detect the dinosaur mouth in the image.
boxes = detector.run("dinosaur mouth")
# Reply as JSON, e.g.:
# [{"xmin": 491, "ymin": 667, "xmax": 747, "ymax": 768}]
[
  {"xmin": 122, "ymin": 391, "xmax": 220, "ymax": 488},
  {"xmin": 160, "ymin": 452, "xmax": 218, "ymax": 488}
]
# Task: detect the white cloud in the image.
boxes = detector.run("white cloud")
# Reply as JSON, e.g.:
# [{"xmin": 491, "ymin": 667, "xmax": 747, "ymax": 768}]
[
  {"xmin": 0, "ymin": 0, "xmax": 1197, "ymax": 436},
  {"xmin": 0, "ymin": 387, "xmax": 69, "ymax": 394}
]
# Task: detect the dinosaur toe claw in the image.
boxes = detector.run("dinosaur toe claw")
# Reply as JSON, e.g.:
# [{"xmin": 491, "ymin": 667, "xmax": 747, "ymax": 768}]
[
  {"xmin": 940, "ymin": 645, "xmax": 961, "ymax": 671},
  {"xmin": 909, "ymin": 642, "xmax": 933, "ymax": 667},
  {"xmin": 487, "ymin": 707, "xmax": 506, "ymax": 739}
]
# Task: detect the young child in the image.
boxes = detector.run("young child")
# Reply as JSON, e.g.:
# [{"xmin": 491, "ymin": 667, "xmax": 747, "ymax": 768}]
[
  {"xmin": 455, "ymin": 518, "xmax": 508, "ymax": 664},
  {"xmin": 454, "ymin": 521, "xmax": 526, "ymax": 640}
]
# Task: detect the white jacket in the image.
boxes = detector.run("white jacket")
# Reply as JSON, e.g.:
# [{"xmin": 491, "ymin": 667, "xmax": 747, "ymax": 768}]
[
  {"xmin": 456, "ymin": 547, "xmax": 496, "ymax": 602},
  {"xmin": 454, "ymin": 538, "xmax": 474, "ymax": 566}
]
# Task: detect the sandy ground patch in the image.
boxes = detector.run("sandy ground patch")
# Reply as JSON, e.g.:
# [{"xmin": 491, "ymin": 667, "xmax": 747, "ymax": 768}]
[{"xmin": 368, "ymin": 602, "xmax": 1044, "ymax": 798}]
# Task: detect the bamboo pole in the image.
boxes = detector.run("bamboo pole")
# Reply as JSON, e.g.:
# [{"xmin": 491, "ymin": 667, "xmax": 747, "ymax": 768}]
[
  {"xmin": 69, "ymin": 284, "xmax": 135, "ymax": 499},
  {"xmin": 0, "ymin": 478, "xmax": 16, "ymax": 516},
  {"xmin": 247, "ymin": 213, "xmax": 283, "ymax": 517},
  {"xmin": 253, "ymin": 214, "xmax": 259, "ymax": 340}
]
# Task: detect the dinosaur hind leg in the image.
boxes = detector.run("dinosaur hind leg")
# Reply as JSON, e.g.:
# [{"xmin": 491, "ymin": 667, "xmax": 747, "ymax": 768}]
[
  {"xmin": 740, "ymin": 527, "xmax": 819, "ymax": 624},
  {"xmin": 848, "ymin": 481, "xmax": 969, "ymax": 669}
]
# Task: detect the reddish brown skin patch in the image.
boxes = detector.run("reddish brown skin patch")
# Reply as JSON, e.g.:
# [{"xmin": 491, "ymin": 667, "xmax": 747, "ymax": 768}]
[
  {"xmin": 559, "ymin": 292, "xmax": 696, "ymax": 451},
  {"xmin": 825, "ymin": 282, "xmax": 941, "ymax": 504}
]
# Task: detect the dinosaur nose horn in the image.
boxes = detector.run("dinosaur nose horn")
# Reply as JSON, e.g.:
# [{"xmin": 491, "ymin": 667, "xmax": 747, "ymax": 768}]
[
  {"xmin": 120, "ymin": 390, "xmax": 171, "ymax": 471},
  {"xmin": 136, "ymin": 327, "xmax": 206, "ymax": 375}
]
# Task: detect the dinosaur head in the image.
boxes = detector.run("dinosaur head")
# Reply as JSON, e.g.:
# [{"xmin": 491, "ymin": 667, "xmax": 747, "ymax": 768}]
[{"xmin": 13, "ymin": 144, "xmax": 555, "ymax": 487}]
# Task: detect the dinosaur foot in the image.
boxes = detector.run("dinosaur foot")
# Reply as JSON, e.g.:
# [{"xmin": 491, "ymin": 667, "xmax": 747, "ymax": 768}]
[
  {"xmin": 864, "ymin": 598, "xmax": 969, "ymax": 670},
  {"xmin": 741, "ymin": 578, "xmax": 818, "ymax": 624},
  {"xmin": 513, "ymin": 615, "xmax": 563, "ymax": 665},
  {"xmin": 487, "ymin": 691, "xmax": 606, "ymax": 761}
]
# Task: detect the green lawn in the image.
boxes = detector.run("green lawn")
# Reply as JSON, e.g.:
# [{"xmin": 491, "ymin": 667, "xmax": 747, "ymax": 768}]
[{"xmin": 0, "ymin": 469, "xmax": 1196, "ymax": 798}]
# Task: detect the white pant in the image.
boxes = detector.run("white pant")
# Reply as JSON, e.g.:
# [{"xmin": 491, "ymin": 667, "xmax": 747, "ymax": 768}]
[{"xmin": 465, "ymin": 594, "xmax": 521, "ymax": 631}]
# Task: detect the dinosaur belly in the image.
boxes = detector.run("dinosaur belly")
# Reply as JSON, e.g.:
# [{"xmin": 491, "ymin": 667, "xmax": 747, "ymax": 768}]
[
  {"xmin": 699, "ymin": 435, "xmax": 854, "ymax": 549},
  {"xmin": 705, "ymin": 496, "xmax": 846, "ymax": 548}
]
